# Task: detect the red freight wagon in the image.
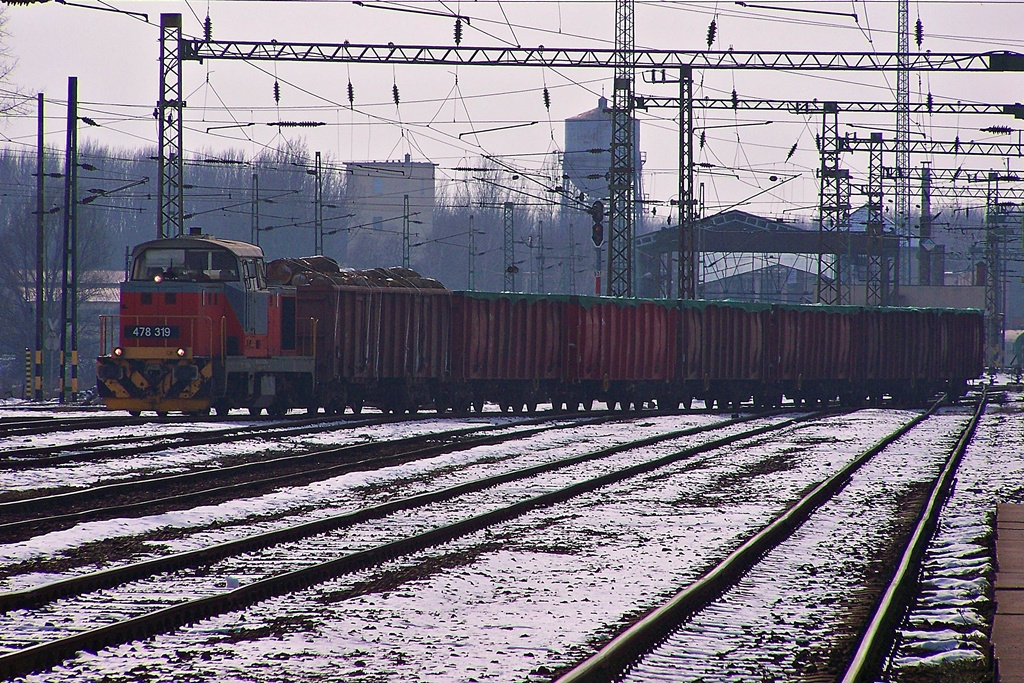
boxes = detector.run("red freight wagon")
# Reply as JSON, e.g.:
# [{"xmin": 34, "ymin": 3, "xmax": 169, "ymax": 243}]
[
  {"xmin": 681, "ymin": 301, "xmax": 768, "ymax": 409},
  {"xmin": 768, "ymin": 304, "xmax": 853, "ymax": 406},
  {"xmin": 449, "ymin": 292, "xmax": 563, "ymax": 413},
  {"xmin": 295, "ymin": 283, "xmax": 451, "ymax": 414},
  {"xmin": 563, "ymin": 296, "xmax": 676, "ymax": 410}
]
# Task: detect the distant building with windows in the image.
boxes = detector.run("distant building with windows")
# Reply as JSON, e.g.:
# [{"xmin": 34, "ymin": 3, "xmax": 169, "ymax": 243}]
[{"xmin": 343, "ymin": 155, "xmax": 436, "ymax": 269}]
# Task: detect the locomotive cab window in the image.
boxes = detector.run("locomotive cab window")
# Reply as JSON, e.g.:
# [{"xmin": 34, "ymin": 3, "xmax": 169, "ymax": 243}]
[
  {"xmin": 241, "ymin": 258, "xmax": 266, "ymax": 291},
  {"xmin": 132, "ymin": 247, "xmax": 240, "ymax": 283}
]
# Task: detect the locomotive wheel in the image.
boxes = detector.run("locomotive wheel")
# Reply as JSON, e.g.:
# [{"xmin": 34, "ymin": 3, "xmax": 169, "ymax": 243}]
[
  {"xmin": 156, "ymin": 411, "xmax": 169, "ymax": 418},
  {"xmin": 212, "ymin": 400, "xmax": 230, "ymax": 417},
  {"xmin": 128, "ymin": 410, "xmax": 142, "ymax": 417},
  {"xmin": 248, "ymin": 406, "xmax": 262, "ymax": 416}
]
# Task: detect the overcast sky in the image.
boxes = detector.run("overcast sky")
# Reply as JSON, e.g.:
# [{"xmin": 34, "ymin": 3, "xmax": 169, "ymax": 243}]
[{"xmin": 2, "ymin": 0, "xmax": 1024, "ymax": 221}]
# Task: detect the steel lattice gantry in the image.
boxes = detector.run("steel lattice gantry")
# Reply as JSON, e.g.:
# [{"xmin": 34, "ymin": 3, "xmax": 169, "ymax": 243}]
[
  {"xmin": 159, "ymin": 12, "xmax": 1024, "ymax": 287},
  {"xmin": 608, "ymin": 0, "xmax": 636, "ymax": 296},
  {"xmin": 865, "ymin": 133, "xmax": 889, "ymax": 306},
  {"xmin": 158, "ymin": 14, "xmax": 185, "ymax": 239},
  {"xmin": 633, "ymin": 96, "xmax": 1024, "ymax": 301},
  {"xmin": 816, "ymin": 103, "xmax": 851, "ymax": 304}
]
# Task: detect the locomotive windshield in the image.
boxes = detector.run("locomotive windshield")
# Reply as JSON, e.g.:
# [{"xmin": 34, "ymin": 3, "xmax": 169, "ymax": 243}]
[{"xmin": 132, "ymin": 247, "xmax": 240, "ymax": 282}]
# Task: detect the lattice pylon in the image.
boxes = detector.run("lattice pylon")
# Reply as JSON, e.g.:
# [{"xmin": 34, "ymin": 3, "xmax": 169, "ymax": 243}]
[
  {"xmin": 158, "ymin": 13, "xmax": 185, "ymax": 239},
  {"xmin": 815, "ymin": 103, "xmax": 849, "ymax": 304},
  {"xmin": 677, "ymin": 67, "xmax": 697, "ymax": 300}
]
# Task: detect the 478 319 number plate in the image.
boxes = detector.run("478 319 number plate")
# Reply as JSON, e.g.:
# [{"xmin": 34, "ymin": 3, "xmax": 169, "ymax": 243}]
[{"xmin": 124, "ymin": 325, "xmax": 180, "ymax": 339}]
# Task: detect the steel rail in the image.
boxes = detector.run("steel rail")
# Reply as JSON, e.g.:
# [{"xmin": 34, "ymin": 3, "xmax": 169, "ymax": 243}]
[
  {"xmin": 0, "ymin": 411, "xmax": 449, "ymax": 468},
  {"xmin": 0, "ymin": 409, "xmax": 717, "ymax": 536},
  {"xmin": 839, "ymin": 391, "xmax": 987, "ymax": 682},
  {"xmin": 0, "ymin": 411, "xmax": 776, "ymax": 614},
  {"xmin": 0, "ymin": 411, "xmax": 827, "ymax": 679},
  {"xmin": 553, "ymin": 397, "xmax": 946, "ymax": 683}
]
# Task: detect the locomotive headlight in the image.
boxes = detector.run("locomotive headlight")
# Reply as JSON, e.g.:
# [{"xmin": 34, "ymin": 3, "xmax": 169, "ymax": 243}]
[
  {"xmin": 113, "ymin": 347, "xmax": 124, "ymax": 357},
  {"xmin": 176, "ymin": 347, "xmax": 186, "ymax": 357},
  {"xmin": 154, "ymin": 274, "xmax": 163, "ymax": 283}
]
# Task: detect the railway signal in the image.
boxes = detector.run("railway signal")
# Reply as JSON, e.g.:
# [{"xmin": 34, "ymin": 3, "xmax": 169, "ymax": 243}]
[{"xmin": 590, "ymin": 200, "xmax": 604, "ymax": 247}]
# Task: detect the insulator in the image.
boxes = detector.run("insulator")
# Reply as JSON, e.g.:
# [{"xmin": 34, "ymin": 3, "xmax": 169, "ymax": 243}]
[
  {"xmin": 273, "ymin": 81, "xmax": 280, "ymax": 104},
  {"xmin": 699, "ymin": 130, "xmax": 706, "ymax": 149},
  {"xmin": 983, "ymin": 125, "xmax": 1014, "ymax": 135},
  {"xmin": 731, "ymin": 89, "xmax": 738, "ymax": 109},
  {"xmin": 454, "ymin": 18, "xmax": 463, "ymax": 46},
  {"xmin": 543, "ymin": 87, "xmax": 551, "ymax": 111},
  {"xmin": 204, "ymin": 15, "xmax": 213, "ymax": 42},
  {"xmin": 815, "ymin": 135, "xmax": 821, "ymax": 152},
  {"xmin": 926, "ymin": 92, "xmax": 933, "ymax": 113},
  {"xmin": 915, "ymin": 18, "xmax": 923, "ymax": 48},
  {"xmin": 787, "ymin": 142, "xmax": 797, "ymax": 161},
  {"xmin": 393, "ymin": 83, "xmax": 400, "ymax": 107},
  {"xmin": 706, "ymin": 20, "xmax": 717, "ymax": 49}
]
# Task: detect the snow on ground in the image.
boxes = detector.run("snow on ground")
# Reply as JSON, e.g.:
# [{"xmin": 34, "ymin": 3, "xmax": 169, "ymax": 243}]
[
  {"xmin": 5, "ymin": 394, "xmax": 1023, "ymax": 683},
  {"xmin": 19, "ymin": 409, "xmax": 924, "ymax": 682}
]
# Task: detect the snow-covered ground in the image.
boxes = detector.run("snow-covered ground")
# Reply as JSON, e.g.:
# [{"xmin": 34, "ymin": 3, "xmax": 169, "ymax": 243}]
[{"xmin": 1, "ymin": 389, "xmax": 1020, "ymax": 683}]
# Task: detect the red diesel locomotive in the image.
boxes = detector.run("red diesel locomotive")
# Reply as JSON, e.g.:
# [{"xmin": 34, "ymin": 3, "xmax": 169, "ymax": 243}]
[{"xmin": 96, "ymin": 233, "xmax": 985, "ymax": 416}]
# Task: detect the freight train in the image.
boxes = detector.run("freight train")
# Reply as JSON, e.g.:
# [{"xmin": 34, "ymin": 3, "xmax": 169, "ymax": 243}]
[{"xmin": 96, "ymin": 232, "xmax": 985, "ymax": 416}]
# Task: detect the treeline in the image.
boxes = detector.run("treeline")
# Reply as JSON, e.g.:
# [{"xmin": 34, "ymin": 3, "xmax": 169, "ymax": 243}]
[{"xmin": 0, "ymin": 140, "xmax": 605, "ymax": 392}]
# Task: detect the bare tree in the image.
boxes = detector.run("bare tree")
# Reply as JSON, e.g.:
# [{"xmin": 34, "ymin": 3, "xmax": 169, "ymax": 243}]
[{"xmin": 0, "ymin": 6, "xmax": 26, "ymax": 118}]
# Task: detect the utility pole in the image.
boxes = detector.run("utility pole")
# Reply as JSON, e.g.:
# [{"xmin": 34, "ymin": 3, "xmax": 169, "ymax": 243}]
[
  {"xmin": 314, "ymin": 152, "xmax": 323, "ymax": 255},
  {"xmin": 468, "ymin": 214, "xmax": 475, "ymax": 291},
  {"xmin": 60, "ymin": 77, "xmax": 79, "ymax": 404},
  {"xmin": 985, "ymin": 173, "xmax": 1004, "ymax": 368},
  {"xmin": 678, "ymin": 66, "xmax": 696, "ymax": 299},
  {"xmin": 537, "ymin": 220, "xmax": 545, "ymax": 294},
  {"xmin": 402, "ymin": 194, "xmax": 411, "ymax": 268},
  {"xmin": 503, "ymin": 202, "xmax": 515, "ymax": 292},
  {"xmin": 919, "ymin": 162, "xmax": 932, "ymax": 285},
  {"xmin": 34, "ymin": 93, "xmax": 45, "ymax": 401},
  {"xmin": 251, "ymin": 173, "xmax": 260, "ymax": 246},
  {"xmin": 896, "ymin": 0, "xmax": 911, "ymax": 290},
  {"xmin": 569, "ymin": 222, "xmax": 577, "ymax": 296}
]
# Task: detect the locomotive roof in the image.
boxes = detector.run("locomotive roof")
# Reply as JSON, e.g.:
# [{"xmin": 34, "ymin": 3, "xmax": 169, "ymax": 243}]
[{"xmin": 131, "ymin": 236, "xmax": 265, "ymax": 259}]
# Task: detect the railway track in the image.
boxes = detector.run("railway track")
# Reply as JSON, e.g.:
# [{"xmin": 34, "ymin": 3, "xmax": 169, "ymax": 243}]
[
  {"xmin": 0, "ymin": 409, "xmax": 825, "ymax": 679},
  {"xmin": 0, "ymin": 410, "xmax": 512, "ymax": 468},
  {"xmin": 2, "ymin": 410, "xmax": 699, "ymax": 538},
  {"xmin": 554, "ymin": 395, "xmax": 984, "ymax": 683}
]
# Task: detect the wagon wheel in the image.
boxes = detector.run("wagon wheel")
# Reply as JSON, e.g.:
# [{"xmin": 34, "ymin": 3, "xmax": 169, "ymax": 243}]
[
  {"xmin": 248, "ymin": 406, "xmax": 262, "ymax": 416},
  {"xmin": 472, "ymin": 400, "xmax": 486, "ymax": 414},
  {"xmin": 350, "ymin": 399, "xmax": 364, "ymax": 415},
  {"xmin": 525, "ymin": 401, "xmax": 538, "ymax": 414},
  {"xmin": 128, "ymin": 410, "xmax": 142, "ymax": 417},
  {"xmin": 156, "ymin": 411, "xmax": 169, "ymax": 418}
]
